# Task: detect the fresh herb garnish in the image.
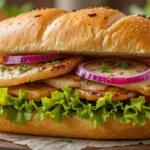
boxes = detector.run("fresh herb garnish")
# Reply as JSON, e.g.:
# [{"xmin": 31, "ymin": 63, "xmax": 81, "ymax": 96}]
[
  {"xmin": 37, "ymin": 67, "xmax": 42, "ymax": 73},
  {"xmin": 45, "ymin": 60, "xmax": 60, "ymax": 66},
  {"xmin": 99, "ymin": 63, "xmax": 110, "ymax": 73},
  {"xmin": 99, "ymin": 60, "xmax": 135, "ymax": 73},
  {"xmin": 114, "ymin": 61, "xmax": 136, "ymax": 70},
  {"xmin": 0, "ymin": 66, "xmax": 7, "ymax": 72},
  {"xmin": 136, "ymin": 70, "xmax": 142, "ymax": 73},
  {"xmin": 18, "ymin": 64, "xmax": 31, "ymax": 73},
  {"xmin": 108, "ymin": 73, "xmax": 114, "ymax": 81},
  {"xmin": 109, "ymin": 73, "xmax": 114, "ymax": 77},
  {"xmin": 120, "ymin": 72, "xmax": 124, "ymax": 75},
  {"xmin": 114, "ymin": 61, "xmax": 129, "ymax": 69},
  {"xmin": 51, "ymin": 60, "xmax": 60, "ymax": 65}
]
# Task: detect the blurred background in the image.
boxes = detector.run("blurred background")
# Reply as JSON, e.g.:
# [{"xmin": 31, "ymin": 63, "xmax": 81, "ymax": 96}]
[{"xmin": 0, "ymin": 0, "xmax": 149, "ymax": 20}]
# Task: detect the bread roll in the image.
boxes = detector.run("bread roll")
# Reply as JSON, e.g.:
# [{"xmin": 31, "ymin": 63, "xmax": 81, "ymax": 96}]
[
  {"xmin": 0, "ymin": 7, "xmax": 150, "ymax": 140},
  {"xmin": 0, "ymin": 7, "xmax": 143, "ymax": 57},
  {"xmin": 0, "ymin": 7, "xmax": 149, "ymax": 57},
  {"xmin": 0, "ymin": 112, "xmax": 150, "ymax": 139}
]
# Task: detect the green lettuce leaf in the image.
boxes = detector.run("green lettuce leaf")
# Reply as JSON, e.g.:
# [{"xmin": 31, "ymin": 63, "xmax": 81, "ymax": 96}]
[
  {"xmin": 6, "ymin": 108, "xmax": 32, "ymax": 125},
  {"xmin": 0, "ymin": 86, "xmax": 150, "ymax": 128}
]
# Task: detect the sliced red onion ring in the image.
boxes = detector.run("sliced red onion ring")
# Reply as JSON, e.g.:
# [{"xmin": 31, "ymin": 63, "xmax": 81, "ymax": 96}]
[
  {"xmin": 3, "ymin": 54, "xmax": 66, "ymax": 64},
  {"xmin": 75, "ymin": 60, "xmax": 150, "ymax": 84}
]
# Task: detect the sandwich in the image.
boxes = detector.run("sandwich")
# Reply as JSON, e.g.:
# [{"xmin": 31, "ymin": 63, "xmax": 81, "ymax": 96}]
[{"xmin": 0, "ymin": 7, "xmax": 149, "ymax": 139}]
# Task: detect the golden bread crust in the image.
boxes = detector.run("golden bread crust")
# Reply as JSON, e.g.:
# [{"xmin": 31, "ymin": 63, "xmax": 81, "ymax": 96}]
[
  {"xmin": 0, "ymin": 7, "xmax": 126, "ymax": 56},
  {"xmin": 42, "ymin": 8, "xmax": 125, "ymax": 54},
  {"xmin": 0, "ymin": 8, "xmax": 68, "ymax": 55},
  {"xmin": 0, "ymin": 8, "xmax": 150, "ymax": 139},
  {"xmin": 0, "ymin": 113, "xmax": 150, "ymax": 139},
  {"xmin": 103, "ymin": 15, "xmax": 150, "ymax": 56},
  {"xmin": 0, "ymin": 8, "xmax": 150, "ymax": 56}
]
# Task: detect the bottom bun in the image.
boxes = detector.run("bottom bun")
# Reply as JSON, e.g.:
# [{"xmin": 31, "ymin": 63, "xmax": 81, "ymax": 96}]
[{"xmin": 0, "ymin": 112, "xmax": 150, "ymax": 139}]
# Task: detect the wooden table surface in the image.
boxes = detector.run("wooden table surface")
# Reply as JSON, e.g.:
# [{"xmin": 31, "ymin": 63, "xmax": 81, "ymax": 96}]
[{"xmin": 0, "ymin": 139, "xmax": 150, "ymax": 150}]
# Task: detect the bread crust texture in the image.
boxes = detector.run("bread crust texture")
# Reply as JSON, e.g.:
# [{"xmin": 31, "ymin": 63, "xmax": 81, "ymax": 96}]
[
  {"xmin": 0, "ymin": 7, "xmax": 150, "ymax": 139},
  {"xmin": 0, "ymin": 7, "xmax": 150, "ymax": 57},
  {"xmin": 0, "ymin": 7, "xmax": 124, "ymax": 55},
  {"xmin": 0, "ymin": 8, "xmax": 68, "ymax": 55},
  {"xmin": 0, "ymin": 113, "xmax": 150, "ymax": 139}
]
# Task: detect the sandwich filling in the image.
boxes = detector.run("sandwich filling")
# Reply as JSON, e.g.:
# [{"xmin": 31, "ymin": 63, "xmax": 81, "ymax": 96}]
[{"xmin": 0, "ymin": 55, "xmax": 150, "ymax": 128}]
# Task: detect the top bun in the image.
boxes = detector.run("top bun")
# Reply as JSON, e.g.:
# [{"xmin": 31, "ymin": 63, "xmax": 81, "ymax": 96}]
[{"xmin": 0, "ymin": 7, "xmax": 149, "ymax": 57}]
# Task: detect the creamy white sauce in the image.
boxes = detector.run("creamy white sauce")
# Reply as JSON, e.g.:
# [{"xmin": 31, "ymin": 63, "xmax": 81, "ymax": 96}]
[{"xmin": 85, "ymin": 59, "xmax": 148, "ymax": 77}]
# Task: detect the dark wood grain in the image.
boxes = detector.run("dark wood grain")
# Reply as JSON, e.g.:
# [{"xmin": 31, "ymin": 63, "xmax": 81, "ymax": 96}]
[{"xmin": 0, "ymin": 139, "xmax": 30, "ymax": 150}]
